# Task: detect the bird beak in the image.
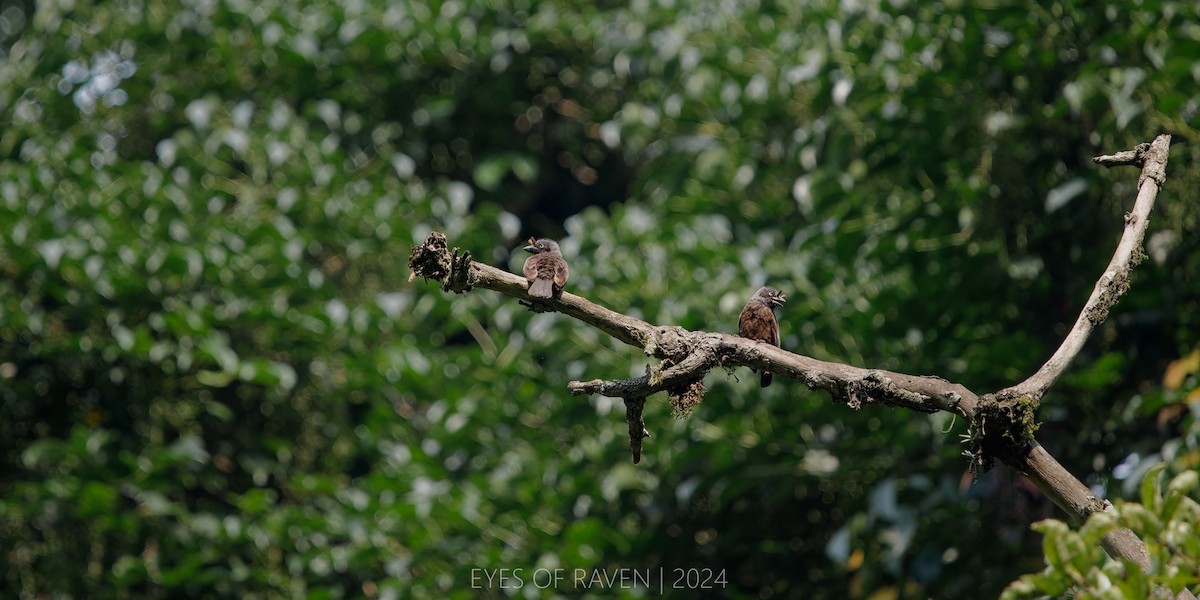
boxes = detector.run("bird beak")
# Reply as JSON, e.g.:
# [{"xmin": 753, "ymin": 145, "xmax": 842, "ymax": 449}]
[
  {"xmin": 778, "ymin": 294, "xmax": 788, "ymax": 303},
  {"xmin": 523, "ymin": 245, "xmax": 537, "ymax": 254}
]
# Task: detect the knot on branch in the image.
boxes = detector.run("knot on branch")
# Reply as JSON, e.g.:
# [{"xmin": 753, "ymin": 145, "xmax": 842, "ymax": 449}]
[
  {"xmin": 645, "ymin": 326, "xmax": 692, "ymax": 359},
  {"xmin": 1086, "ymin": 496, "xmax": 1112, "ymax": 514},
  {"xmin": 1139, "ymin": 140, "xmax": 1170, "ymax": 190},
  {"xmin": 942, "ymin": 391, "xmax": 963, "ymax": 412},
  {"xmin": 966, "ymin": 393, "xmax": 1041, "ymax": 473}
]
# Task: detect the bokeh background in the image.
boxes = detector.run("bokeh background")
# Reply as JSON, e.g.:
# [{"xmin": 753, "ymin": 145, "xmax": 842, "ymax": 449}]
[{"xmin": 2, "ymin": 0, "xmax": 1199, "ymax": 598}]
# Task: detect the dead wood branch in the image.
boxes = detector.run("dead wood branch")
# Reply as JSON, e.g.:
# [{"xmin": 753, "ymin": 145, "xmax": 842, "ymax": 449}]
[
  {"xmin": 406, "ymin": 137, "xmax": 1176, "ymax": 572},
  {"xmin": 1000, "ymin": 134, "xmax": 1171, "ymax": 401}
]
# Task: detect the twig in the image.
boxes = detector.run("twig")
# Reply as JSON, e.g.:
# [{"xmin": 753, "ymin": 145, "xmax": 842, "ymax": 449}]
[
  {"xmin": 623, "ymin": 396, "xmax": 650, "ymax": 464},
  {"xmin": 1091, "ymin": 145, "xmax": 1145, "ymax": 167},
  {"xmin": 998, "ymin": 134, "xmax": 1172, "ymax": 401},
  {"xmin": 568, "ymin": 347, "xmax": 718, "ymax": 398}
]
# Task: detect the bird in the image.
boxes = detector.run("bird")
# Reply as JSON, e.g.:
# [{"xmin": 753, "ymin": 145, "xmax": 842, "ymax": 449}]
[
  {"xmin": 738, "ymin": 286, "xmax": 786, "ymax": 387},
  {"xmin": 522, "ymin": 237, "xmax": 569, "ymax": 299}
]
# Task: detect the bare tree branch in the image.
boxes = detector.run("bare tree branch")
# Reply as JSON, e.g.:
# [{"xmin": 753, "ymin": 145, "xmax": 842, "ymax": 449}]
[
  {"xmin": 407, "ymin": 137, "xmax": 1177, "ymax": 574},
  {"xmin": 998, "ymin": 134, "xmax": 1172, "ymax": 401},
  {"xmin": 1021, "ymin": 443, "xmax": 1150, "ymax": 570},
  {"xmin": 564, "ymin": 332, "xmax": 979, "ymax": 416},
  {"xmin": 409, "ymin": 232, "xmax": 656, "ymax": 347},
  {"xmin": 411, "ymin": 236, "xmax": 983, "ymax": 418},
  {"xmin": 477, "ymin": 261, "xmax": 656, "ymax": 349}
]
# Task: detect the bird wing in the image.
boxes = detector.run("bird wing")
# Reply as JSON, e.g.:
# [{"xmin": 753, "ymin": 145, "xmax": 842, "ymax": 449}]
[
  {"xmin": 553, "ymin": 258, "xmax": 569, "ymax": 289},
  {"xmin": 737, "ymin": 307, "xmax": 752, "ymax": 337},
  {"xmin": 522, "ymin": 255, "xmax": 538, "ymax": 284},
  {"xmin": 738, "ymin": 302, "xmax": 780, "ymax": 347}
]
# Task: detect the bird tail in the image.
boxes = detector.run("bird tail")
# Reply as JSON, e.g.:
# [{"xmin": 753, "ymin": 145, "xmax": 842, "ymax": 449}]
[
  {"xmin": 760, "ymin": 372, "xmax": 772, "ymax": 388},
  {"xmin": 528, "ymin": 278, "xmax": 553, "ymax": 298}
]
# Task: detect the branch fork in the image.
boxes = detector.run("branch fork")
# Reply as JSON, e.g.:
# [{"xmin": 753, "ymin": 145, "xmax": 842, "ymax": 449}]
[
  {"xmin": 406, "ymin": 137, "xmax": 1175, "ymax": 572},
  {"xmin": 997, "ymin": 134, "xmax": 1171, "ymax": 402}
]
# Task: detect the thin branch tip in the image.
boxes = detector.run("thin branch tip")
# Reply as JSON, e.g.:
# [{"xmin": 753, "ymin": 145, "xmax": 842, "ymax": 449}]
[
  {"xmin": 567, "ymin": 379, "xmax": 603, "ymax": 395},
  {"xmin": 623, "ymin": 396, "xmax": 649, "ymax": 463},
  {"xmin": 1001, "ymin": 136, "xmax": 1172, "ymax": 400},
  {"xmin": 1092, "ymin": 147, "xmax": 1143, "ymax": 168}
]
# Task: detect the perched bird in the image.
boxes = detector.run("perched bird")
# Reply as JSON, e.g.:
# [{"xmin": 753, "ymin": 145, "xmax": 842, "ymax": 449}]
[
  {"xmin": 522, "ymin": 237, "xmax": 569, "ymax": 299},
  {"xmin": 738, "ymin": 286, "xmax": 786, "ymax": 387}
]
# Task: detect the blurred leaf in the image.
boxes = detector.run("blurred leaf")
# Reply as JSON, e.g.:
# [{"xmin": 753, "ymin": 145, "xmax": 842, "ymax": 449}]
[{"xmin": 1163, "ymin": 350, "xmax": 1199, "ymax": 390}]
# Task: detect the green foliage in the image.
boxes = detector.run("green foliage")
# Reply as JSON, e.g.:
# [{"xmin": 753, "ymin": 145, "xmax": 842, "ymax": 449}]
[
  {"xmin": 1002, "ymin": 465, "xmax": 1200, "ymax": 600},
  {"xmin": 0, "ymin": 0, "xmax": 1197, "ymax": 598}
]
